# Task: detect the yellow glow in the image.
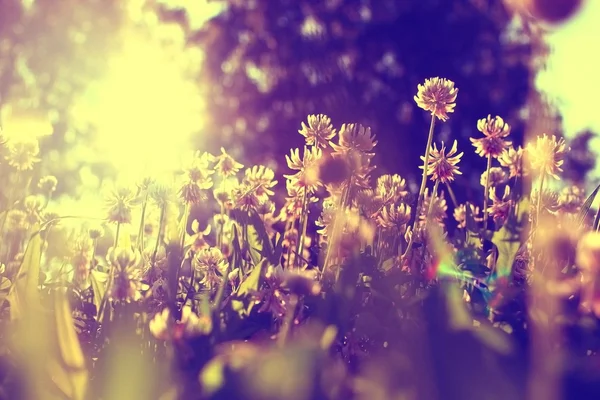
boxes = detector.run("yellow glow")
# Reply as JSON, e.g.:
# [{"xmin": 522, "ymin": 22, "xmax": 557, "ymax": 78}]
[
  {"xmin": 70, "ymin": 25, "xmax": 205, "ymax": 185},
  {"xmin": 536, "ymin": 0, "xmax": 600, "ymax": 173},
  {"xmin": 0, "ymin": 105, "xmax": 53, "ymax": 140}
]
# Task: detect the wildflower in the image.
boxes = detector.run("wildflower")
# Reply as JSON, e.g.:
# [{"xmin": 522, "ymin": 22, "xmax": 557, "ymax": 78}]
[
  {"xmin": 413, "ymin": 77, "xmax": 458, "ymax": 121},
  {"xmin": 375, "ymin": 174, "xmax": 408, "ymax": 204},
  {"xmin": 377, "ymin": 203, "xmax": 411, "ymax": 231},
  {"xmin": 419, "ymin": 188, "xmax": 447, "ymax": 224},
  {"xmin": 330, "ymin": 123, "xmax": 377, "ymax": 153},
  {"xmin": 498, "ymin": 145, "xmax": 525, "ymax": 178},
  {"xmin": 107, "ymin": 246, "xmax": 143, "ymax": 302},
  {"xmin": 137, "ymin": 177, "xmax": 155, "ymax": 192},
  {"xmin": 105, "ymin": 186, "xmax": 139, "ymax": 224},
  {"xmin": 298, "ymin": 114, "xmax": 337, "ymax": 149},
  {"xmin": 194, "ymin": 247, "xmax": 228, "ymax": 290},
  {"xmin": 525, "ymin": 134, "xmax": 567, "ymax": 180},
  {"xmin": 23, "ymin": 195, "xmax": 44, "ymax": 227},
  {"xmin": 284, "ymin": 147, "xmax": 323, "ymax": 194},
  {"xmin": 487, "ymin": 186, "xmax": 512, "ymax": 225},
  {"xmin": 88, "ymin": 226, "xmax": 105, "ymax": 240},
  {"xmin": 213, "ymin": 180, "xmax": 236, "ymax": 208},
  {"xmin": 530, "ymin": 189, "xmax": 560, "ymax": 218},
  {"xmin": 420, "ymin": 140, "xmax": 463, "ymax": 183},
  {"xmin": 150, "ymin": 183, "xmax": 175, "ymax": 209},
  {"xmin": 479, "ymin": 167, "xmax": 508, "ymax": 188},
  {"xmin": 38, "ymin": 175, "xmax": 58, "ymax": 194},
  {"xmin": 559, "ymin": 185, "xmax": 585, "ymax": 213},
  {"xmin": 256, "ymin": 199, "xmax": 275, "ymax": 216},
  {"xmin": 232, "ymin": 182, "xmax": 261, "ymax": 211},
  {"xmin": 243, "ymin": 165, "xmax": 277, "ymax": 200},
  {"xmin": 214, "ymin": 147, "xmax": 243, "ymax": 177},
  {"xmin": 179, "ymin": 181, "xmax": 206, "ymax": 205},
  {"xmin": 72, "ymin": 238, "xmax": 94, "ymax": 285},
  {"xmin": 471, "ymin": 115, "xmax": 511, "ymax": 158},
  {"xmin": 453, "ymin": 203, "xmax": 483, "ymax": 229},
  {"xmin": 5, "ymin": 138, "xmax": 41, "ymax": 171},
  {"xmin": 355, "ymin": 188, "xmax": 384, "ymax": 219},
  {"xmin": 5, "ymin": 209, "xmax": 27, "ymax": 233},
  {"xmin": 316, "ymin": 197, "xmax": 336, "ymax": 238}
]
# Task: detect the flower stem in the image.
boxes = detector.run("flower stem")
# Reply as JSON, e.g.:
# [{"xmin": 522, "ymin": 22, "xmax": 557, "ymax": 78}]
[
  {"xmin": 426, "ymin": 180, "xmax": 440, "ymax": 225},
  {"xmin": 445, "ymin": 182, "xmax": 458, "ymax": 208},
  {"xmin": 114, "ymin": 222, "xmax": 121, "ymax": 248},
  {"xmin": 402, "ymin": 114, "xmax": 436, "ymax": 261},
  {"xmin": 136, "ymin": 193, "xmax": 149, "ymax": 250},
  {"xmin": 322, "ymin": 179, "xmax": 351, "ymax": 277},
  {"xmin": 483, "ymin": 154, "xmax": 492, "ymax": 231},
  {"xmin": 295, "ymin": 188, "xmax": 310, "ymax": 269},
  {"xmin": 535, "ymin": 173, "xmax": 546, "ymax": 233},
  {"xmin": 277, "ymin": 294, "xmax": 298, "ymax": 347},
  {"xmin": 151, "ymin": 205, "xmax": 166, "ymax": 268}
]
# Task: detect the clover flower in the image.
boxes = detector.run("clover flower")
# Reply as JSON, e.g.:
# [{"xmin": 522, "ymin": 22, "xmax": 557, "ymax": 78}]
[
  {"xmin": 105, "ymin": 186, "xmax": 139, "ymax": 224},
  {"xmin": 470, "ymin": 115, "xmax": 511, "ymax": 158},
  {"xmin": 331, "ymin": 123, "xmax": 377, "ymax": 153},
  {"xmin": 530, "ymin": 189, "xmax": 560, "ymax": 221},
  {"xmin": 525, "ymin": 134, "xmax": 567, "ymax": 180},
  {"xmin": 419, "ymin": 140, "xmax": 463, "ymax": 183},
  {"xmin": 232, "ymin": 181, "xmax": 261, "ymax": 211},
  {"xmin": 243, "ymin": 165, "xmax": 277, "ymax": 200},
  {"xmin": 498, "ymin": 145, "xmax": 525, "ymax": 178},
  {"xmin": 453, "ymin": 203, "xmax": 483, "ymax": 229},
  {"xmin": 214, "ymin": 147, "xmax": 244, "ymax": 177},
  {"xmin": 316, "ymin": 197, "xmax": 336, "ymax": 238},
  {"xmin": 487, "ymin": 186, "xmax": 512, "ymax": 225},
  {"xmin": 299, "ymin": 114, "xmax": 337, "ymax": 149},
  {"xmin": 375, "ymin": 174, "xmax": 408, "ymax": 204},
  {"xmin": 419, "ymin": 188, "xmax": 447, "ymax": 224},
  {"xmin": 480, "ymin": 167, "xmax": 508, "ymax": 188},
  {"xmin": 284, "ymin": 146, "xmax": 323, "ymax": 194},
  {"xmin": 71, "ymin": 238, "xmax": 94, "ymax": 285},
  {"xmin": 107, "ymin": 246, "xmax": 143, "ymax": 302},
  {"xmin": 377, "ymin": 203, "xmax": 411, "ymax": 231},
  {"xmin": 149, "ymin": 305, "xmax": 212, "ymax": 341},
  {"xmin": 194, "ymin": 247, "xmax": 228, "ymax": 290},
  {"xmin": 413, "ymin": 77, "xmax": 458, "ymax": 121},
  {"xmin": 38, "ymin": 175, "xmax": 58, "ymax": 194},
  {"xmin": 5, "ymin": 138, "xmax": 41, "ymax": 171}
]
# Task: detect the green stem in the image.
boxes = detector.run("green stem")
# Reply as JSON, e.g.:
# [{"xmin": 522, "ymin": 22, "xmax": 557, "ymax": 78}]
[
  {"xmin": 151, "ymin": 205, "xmax": 166, "ymax": 268},
  {"xmin": 114, "ymin": 222, "xmax": 121, "ymax": 248},
  {"xmin": 137, "ymin": 193, "xmax": 149, "ymax": 250},
  {"xmin": 322, "ymin": 179, "xmax": 351, "ymax": 277},
  {"xmin": 445, "ymin": 182, "xmax": 458, "ymax": 208},
  {"xmin": 483, "ymin": 154, "xmax": 492, "ymax": 231},
  {"xmin": 295, "ymin": 188, "xmax": 310, "ymax": 269},
  {"xmin": 426, "ymin": 180, "xmax": 440, "ymax": 227},
  {"xmin": 217, "ymin": 204, "xmax": 225, "ymax": 249},
  {"xmin": 403, "ymin": 114, "xmax": 436, "ymax": 261},
  {"xmin": 180, "ymin": 203, "xmax": 190, "ymax": 257}
]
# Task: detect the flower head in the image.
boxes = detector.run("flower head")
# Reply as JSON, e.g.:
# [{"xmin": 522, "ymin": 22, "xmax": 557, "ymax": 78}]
[
  {"xmin": 453, "ymin": 203, "xmax": 483, "ymax": 229},
  {"xmin": 38, "ymin": 175, "xmax": 58, "ymax": 194},
  {"xmin": 471, "ymin": 115, "xmax": 511, "ymax": 158},
  {"xmin": 194, "ymin": 247, "xmax": 228, "ymax": 290},
  {"xmin": 487, "ymin": 186, "xmax": 512, "ymax": 225},
  {"xmin": 498, "ymin": 145, "xmax": 525, "ymax": 178},
  {"xmin": 375, "ymin": 174, "xmax": 408, "ymax": 205},
  {"xmin": 5, "ymin": 138, "xmax": 41, "ymax": 171},
  {"xmin": 525, "ymin": 134, "xmax": 568, "ymax": 180},
  {"xmin": 419, "ymin": 188, "xmax": 447, "ymax": 224},
  {"xmin": 419, "ymin": 140, "xmax": 463, "ymax": 183},
  {"xmin": 214, "ymin": 147, "xmax": 243, "ymax": 177},
  {"xmin": 413, "ymin": 77, "xmax": 458, "ymax": 121},
  {"xmin": 243, "ymin": 165, "xmax": 277, "ymax": 200},
  {"xmin": 377, "ymin": 203, "xmax": 411, "ymax": 231},
  {"xmin": 299, "ymin": 114, "xmax": 336, "ymax": 148},
  {"xmin": 104, "ymin": 186, "xmax": 139, "ymax": 224},
  {"xmin": 480, "ymin": 167, "xmax": 508, "ymax": 188},
  {"xmin": 330, "ymin": 123, "xmax": 377, "ymax": 153},
  {"xmin": 284, "ymin": 147, "xmax": 322, "ymax": 194},
  {"xmin": 107, "ymin": 246, "xmax": 143, "ymax": 302}
]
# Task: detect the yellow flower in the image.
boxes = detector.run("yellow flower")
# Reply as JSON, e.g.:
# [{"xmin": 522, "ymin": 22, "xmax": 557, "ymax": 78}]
[
  {"xmin": 5, "ymin": 138, "xmax": 41, "ymax": 171},
  {"xmin": 284, "ymin": 147, "xmax": 323, "ymax": 194},
  {"xmin": 330, "ymin": 123, "xmax": 377, "ymax": 153},
  {"xmin": 375, "ymin": 174, "xmax": 408, "ymax": 205},
  {"xmin": 480, "ymin": 167, "xmax": 508, "ymax": 188},
  {"xmin": 38, "ymin": 175, "xmax": 58, "ymax": 194},
  {"xmin": 453, "ymin": 203, "xmax": 483, "ymax": 229},
  {"xmin": 498, "ymin": 145, "xmax": 525, "ymax": 178},
  {"xmin": 105, "ymin": 186, "xmax": 139, "ymax": 224},
  {"xmin": 243, "ymin": 165, "xmax": 277, "ymax": 200},
  {"xmin": 377, "ymin": 203, "xmax": 411, "ymax": 231},
  {"xmin": 107, "ymin": 246, "xmax": 143, "ymax": 302},
  {"xmin": 298, "ymin": 114, "xmax": 337, "ymax": 149},
  {"xmin": 232, "ymin": 181, "xmax": 261, "ymax": 211},
  {"xmin": 470, "ymin": 115, "xmax": 511, "ymax": 158},
  {"xmin": 413, "ymin": 77, "xmax": 458, "ymax": 121},
  {"xmin": 419, "ymin": 188, "xmax": 447, "ymax": 224},
  {"xmin": 525, "ymin": 134, "xmax": 568, "ymax": 180},
  {"xmin": 214, "ymin": 147, "xmax": 243, "ymax": 177},
  {"xmin": 419, "ymin": 140, "xmax": 463, "ymax": 183},
  {"xmin": 194, "ymin": 247, "xmax": 228, "ymax": 290},
  {"xmin": 487, "ymin": 186, "xmax": 512, "ymax": 225}
]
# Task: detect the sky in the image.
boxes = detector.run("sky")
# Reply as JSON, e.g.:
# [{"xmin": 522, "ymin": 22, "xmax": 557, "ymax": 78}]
[{"xmin": 536, "ymin": 0, "xmax": 600, "ymax": 173}]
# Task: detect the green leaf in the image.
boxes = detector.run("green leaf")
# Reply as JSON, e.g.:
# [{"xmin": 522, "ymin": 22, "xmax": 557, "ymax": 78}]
[
  {"xmin": 7, "ymin": 228, "xmax": 44, "ymax": 319},
  {"xmin": 230, "ymin": 209, "xmax": 274, "ymax": 266},
  {"xmin": 0, "ymin": 277, "xmax": 12, "ymax": 308},
  {"xmin": 231, "ymin": 259, "xmax": 267, "ymax": 317},
  {"xmin": 579, "ymin": 183, "xmax": 600, "ymax": 228},
  {"xmin": 491, "ymin": 197, "xmax": 528, "ymax": 279},
  {"xmin": 51, "ymin": 288, "xmax": 88, "ymax": 400},
  {"xmin": 89, "ymin": 269, "xmax": 108, "ymax": 316}
]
